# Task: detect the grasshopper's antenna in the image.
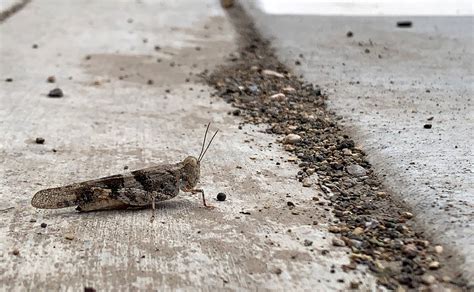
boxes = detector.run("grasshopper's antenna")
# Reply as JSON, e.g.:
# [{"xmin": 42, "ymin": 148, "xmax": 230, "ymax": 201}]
[
  {"xmin": 198, "ymin": 130, "xmax": 218, "ymax": 162},
  {"xmin": 198, "ymin": 123, "xmax": 211, "ymax": 161}
]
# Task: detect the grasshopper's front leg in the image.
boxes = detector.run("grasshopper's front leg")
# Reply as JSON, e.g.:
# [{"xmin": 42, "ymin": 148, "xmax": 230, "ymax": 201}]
[{"xmin": 190, "ymin": 189, "xmax": 214, "ymax": 209}]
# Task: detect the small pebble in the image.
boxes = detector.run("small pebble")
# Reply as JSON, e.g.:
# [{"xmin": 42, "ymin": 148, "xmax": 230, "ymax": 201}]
[
  {"xmin": 401, "ymin": 211, "xmax": 413, "ymax": 219},
  {"xmin": 147, "ymin": 79, "xmax": 154, "ymax": 85},
  {"xmin": 29, "ymin": 218, "xmax": 37, "ymax": 223},
  {"xmin": 40, "ymin": 223, "xmax": 47, "ymax": 228},
  {"xmin": 421, "ymin": 274, "xmax": 436, "ymax": 285},
  {"xmin": 329, "ymin": 226, "xmax": 341, "ymax": 233},
  {"xmin": 424, "ymin": 124, "xmax": 432, "ymax": 129},
  {"xmin": 47, "ymin": 76, "xmax": 56, "ymax": 83},
  {"xmin": 5, "ymin": 78, "xmax": 13, "ymax": 82},
  {"xmin": 64, "ymin": 233, "xmax": 75, "ymax": 240},
  {"xmin": 269, "ymin": 93, "xmax": 285, "ymax": 100},
  {"xmin": 346, "ymin": 31, "xmax": 353, "ymax": 38},
  {"xmin": 434, "ymin": 245, "xmax": 443, "ymax": 254},
  {"xmin": 272, "ymin": 267, "xmax": 282, "ymax": 275},
  {"xmin": 350, "ymin": 281, "xmax": 359, "ymax": 289},
  {"xmin": 397, "ymin": 20, "xmax": 413, "ymax": 28},
  {"xmin": 216, "ymin": 192, "xmax": 226, "ymax": 201},
  {"xmin": 353, "ymin": 227, "xmax": 364, "ymax": 235},
  {"xmin": 346, "ymin": 164, "xmax": 367, "ymax": 177},
  {"xmin": 12, "ymin": 249, "xmax": 20, "ymax": 256},
  {"xmin": 35, "ymin": 137, "xmax": 45, "ymax": 144},
  {"xmin": 303, "ymin": 239, "xmax": 313, "ymax": 246},
  {"xmin": 32, "ymin": 44, "xmax": 38, "ymax": 49},
  {"xmin": 302, "ymin": 178, "xmax": 312, "ymax": 187},
  {"xmin": 402, "ymin": 243, "xmax": 418, "ymax": 258},
  {"xmin": 428, "ymin": 261, "xmax": 440, "ymax": 270},
  {"xmin": 332, "ymin": 237, "xmax": 346, "ymax": 247},
  {"xmin": 283, "ymin": 134, "xmax": 302, "ymax": 145},
  {"xmin": 48, "ymin": 88, "xmax": 63, "ymax": 98}
]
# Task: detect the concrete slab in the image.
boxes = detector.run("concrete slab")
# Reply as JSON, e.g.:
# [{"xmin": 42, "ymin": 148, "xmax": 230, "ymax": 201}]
[
  {"xmin": 242, "ymin": 0, "xmax": 474, "ymax": 283},
  {"xmin": 0, "ymin": 0, "xmax": 379, "ymax": 290}
]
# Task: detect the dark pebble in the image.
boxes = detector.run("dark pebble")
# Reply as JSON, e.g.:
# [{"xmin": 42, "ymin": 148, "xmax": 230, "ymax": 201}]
[
  {"xmin": 84, "ymin": 288, "xmax": 96, "ymax": 292},
  {"xmin": 346, "ymin": 31, "xmax": 353, "ymax": 37},
  {"xmin": 5, "ymin": 78, "xmax": 13, "ymax": 82},
  {"xmin": 397, "ymin": 20, "xmax": 413, "ymax": 28},
  {"xmin": 147, "ymin": 79, "xmax": 154, "ymax": 85},
  {"xmin": 47, "ymin": 76, "xmax": 56, "ymax": 83},
  {"xmin": 32, "ymin": 44, "xmax": 38, "ymax": 49},
  {"xmin": 232, "ymin": 109, "xmax": 241, "ymax": 116},
  {"xmin": 424, "ymin": 124, "xmax": 432, "ymax": 129},
  {"xmin": 40, "ymin": 223, "xmax": 47, "ymax": 228},
  {"xmin": 217, "ymin": 192, "xmax": 226, "ymax": 201},
  {"xmin": 48, "ymin": 88, "xmax": 63, "ymax": 98},
  {"xmin": 35, "ymin": 137, "xmax": 45, "ymax": 144},
  {"xmin": 314, "ymin": 88, "xmax": 322, "ymax": 96}
]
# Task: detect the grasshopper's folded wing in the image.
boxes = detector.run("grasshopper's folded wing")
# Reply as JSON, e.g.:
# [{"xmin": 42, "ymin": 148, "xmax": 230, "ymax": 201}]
[{"xmin": 31, "ymin": 174, "xmax": 131, "ymax": 209}]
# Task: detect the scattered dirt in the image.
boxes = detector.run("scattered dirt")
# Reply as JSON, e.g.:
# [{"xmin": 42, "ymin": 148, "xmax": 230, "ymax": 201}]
[
  {"xmin": 397, "ymin": 21, "xmax": 413, "ymax": 28},
  {"xmin": 203, "ymin": 4, "xmax": 468, "ymax": 291},
  {"xmin": 35, "ymin": 137, "xmax": 45, "ymax": 144},
  {"xmin": 47, "ymin": 88, "xmax": 63, "ymax": 98}
]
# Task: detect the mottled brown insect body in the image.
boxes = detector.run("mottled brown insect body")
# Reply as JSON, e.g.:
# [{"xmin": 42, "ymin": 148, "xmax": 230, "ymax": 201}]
[{"xmin": 31, "ymin": 124, "xmax": 218, "ymax": 221}]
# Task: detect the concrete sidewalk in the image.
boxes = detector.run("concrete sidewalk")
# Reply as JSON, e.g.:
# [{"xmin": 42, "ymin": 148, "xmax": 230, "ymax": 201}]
[
  {"xmin": 0, "ymin": 0, "xmax": 380, "ymax": 290},
  {"xmin": 242, "ymin": 0, "xmax": 474, "ymax": 284}
]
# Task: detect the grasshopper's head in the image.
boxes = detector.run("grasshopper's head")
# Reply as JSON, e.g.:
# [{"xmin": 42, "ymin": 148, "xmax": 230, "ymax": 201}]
[
  {"xmin": 180, "ymin": 123, "xmax": 218, "ymax": 192},
  {"xmin": 180, "ymin": 156, "xmax": 200, "ymax": 191}
]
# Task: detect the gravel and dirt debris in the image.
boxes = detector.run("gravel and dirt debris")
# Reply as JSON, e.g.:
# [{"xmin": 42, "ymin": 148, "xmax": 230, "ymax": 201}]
[{"xmin": 202, "ymin": 3, "xmax": 468, "ymax": 291}]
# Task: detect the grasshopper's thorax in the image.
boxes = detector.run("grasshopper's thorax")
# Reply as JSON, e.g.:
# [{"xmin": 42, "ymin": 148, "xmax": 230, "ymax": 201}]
[{"xmin": 179, "ymin": 156, "xmax": 200, "ymax": 191}]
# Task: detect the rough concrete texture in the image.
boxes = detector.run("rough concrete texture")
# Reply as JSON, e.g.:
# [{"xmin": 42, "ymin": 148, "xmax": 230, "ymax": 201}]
[
  {"xmin": 0, "ymin": 0, "xmax": 380, "ymax": 290},
  {"xmin": 242, "ymin": 1, "xmax": 474, "ymax": 283}
]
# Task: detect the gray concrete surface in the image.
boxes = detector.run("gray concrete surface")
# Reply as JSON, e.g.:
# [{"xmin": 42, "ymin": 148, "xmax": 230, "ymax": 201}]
[
  {"xmin": 0, "ymin": 0, "xmax": 381, "ymax": 290},
  {"xmin": 242, "ymin": 1, "xmax": 474, "ymax": 283}
]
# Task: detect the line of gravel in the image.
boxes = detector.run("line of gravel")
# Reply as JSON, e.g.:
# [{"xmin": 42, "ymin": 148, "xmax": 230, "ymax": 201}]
[{"xmin": 201, "ymin": 3, "xmax": 469, "ymax": 291}]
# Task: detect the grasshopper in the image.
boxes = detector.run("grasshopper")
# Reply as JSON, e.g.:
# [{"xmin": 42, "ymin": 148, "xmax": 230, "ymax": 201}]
[{"xmin": 31, "ymin": 124, "xmax": 218, "ymax": 221}]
